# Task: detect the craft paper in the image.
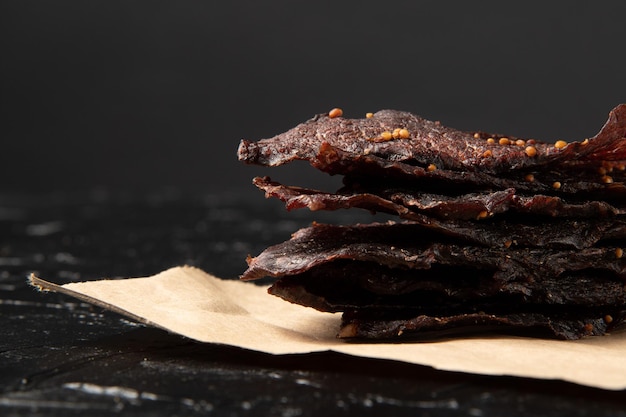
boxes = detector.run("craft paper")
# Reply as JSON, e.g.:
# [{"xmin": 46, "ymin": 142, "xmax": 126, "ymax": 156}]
[{"xmin": 29, "ymin": 266, "xmax": 626, "ymax": 390}]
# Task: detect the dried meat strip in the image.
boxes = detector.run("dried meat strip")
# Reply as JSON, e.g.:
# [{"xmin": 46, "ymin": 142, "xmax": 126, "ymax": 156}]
[
  {"xmin": 269, "ymin": 270, "xmax": 625, "ymax": 340},
  {"xmin": 341, "ymin": 180, "xmax": 624, "ymax": 218},
  {"xmin": 254, "ymin": 175, "xmax": 623, "ymax": 220},
  {"xmin": 338, "ymin": 309, "xmax": 624, "ymax": 340},
  {"xmin": 313, "ymin": 143, "xmax": 626, "ymax": 200},
  {"xmin": 249, "ymin": 180, "xmax": 626, "ymax": 249},
  {"xmin": 260, "ymin": 253, "xmax": 625, "ymax": 340},
  {"xmin": 263, "ymin": 262, "xmax": 625, "ymax": 340},
  {"xmin": 267, "ymin": 262, "xmax": 626, "ymax": 311},
  {"xmin": 242, "ymin": 222, "xmax": 626, "ymax": 286},
  {"xmin": 255, "ymin": 175, "xmax": 519, "ymax": 220},
  {"xmin": 238, "ymin": 104, "xmax": 626, "ymax": 174}
]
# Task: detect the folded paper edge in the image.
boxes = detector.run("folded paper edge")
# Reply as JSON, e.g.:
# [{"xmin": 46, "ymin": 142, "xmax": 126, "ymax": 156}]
[{"xmin": 28, "ymin": 273, "xmax": 167, "ymax": 332}]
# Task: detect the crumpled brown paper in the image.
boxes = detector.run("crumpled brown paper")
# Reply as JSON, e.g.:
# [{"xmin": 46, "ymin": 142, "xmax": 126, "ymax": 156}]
[{"xmin": 29, "ymin": 266, "xmax": 626, "ymax": 390}]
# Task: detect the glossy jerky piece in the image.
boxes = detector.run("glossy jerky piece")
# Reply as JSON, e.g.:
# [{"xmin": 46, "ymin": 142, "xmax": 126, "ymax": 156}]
[
  {"xmin": 358, "ymin": 187, "xmax": 517, "ymax": 220},
  {"xmin": 390, "ymin": 189, "xmax": 624, "ymax": 218},
  {"xmin": 511, "ymin": 194, "xmax": 623, "ymax": 217},
  {"xmin": 237, "ymin": 104, "xmax": 626, "ymax": 174},
  {"xmin": 339, "ymin": 177, "xmax": 626, "ymax": 218},
  {"xmin": 252, "ymin": 176, "xmax": 411, "ymax": 218},
  {"xmin": 268, "ymin": 270, "xmax": 625, "ymax": 340},
  {"xmin": 266, "ymin": 262, "xmax": 626, "ymax": 311},
  {"xmin": 269, "ymin": 268, "xmax": 625, "ymax": 339},
  {"xmin": 241, "ymin": 192, "xmax": 626, "ymax": 255},
  {"xmin": 254, "ymin": 176, "xmax": 624, "ymax": 220},
  {"xmin": 338, "ymin": 309, "xmax": 625, "ymax": 340},
  {"xmin": 242, "ymin": 222, "xmax": 626, "ymax": 282},
  {"xmin": 255, "ymin": 176, "xmax": 518, "ymax": 220},
  {"xmin": 313, "ymin": 143, "xmax": 626, "ymax": 200}
]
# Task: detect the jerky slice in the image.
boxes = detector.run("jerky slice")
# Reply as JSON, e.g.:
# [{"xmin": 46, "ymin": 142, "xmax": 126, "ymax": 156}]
[
  {"xmin": 238, "ymin": 104, "xmax": 626, "ymax": 174},
  {"xmin": 248, "ymin": 183, "xmax": 626, "ymax": 250},
  {"xmin": 255, "ymin": 176, "xmax": 624, "ymax": 221},
  {"xmin": 312, "ymin": 143, "xmax": 626, "ymax": 200},
  {"xmin": 267, "ymin": 262, "xmax": 626, "ymax": 310},
  {"xmin": 242, "ymin": 221, "xmax": 626, "ymax": 340},
  {"xmin": 338, "ymin": 310, "xmax": 624, "ymax": 340},
  {"xmin": 265, "ymin": 262, "xmax": 625, "ymax": 340},
  {"xmin": 269, "ymin": 269, "xmax": 626, "ymax": 340},
  {"xmin": 242, "ymin": 222, "xmax": 626, "ymax": 282}
]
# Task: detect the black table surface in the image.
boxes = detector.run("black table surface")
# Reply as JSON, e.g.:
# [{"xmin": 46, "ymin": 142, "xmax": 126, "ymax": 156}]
[{"xmin": 2, "ymin": 190, "xmax": 625, "ymax": 417}]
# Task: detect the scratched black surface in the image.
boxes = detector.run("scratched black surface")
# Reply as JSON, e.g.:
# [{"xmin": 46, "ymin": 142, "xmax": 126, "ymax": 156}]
[{"xmin": 1, "ymin": 191, "xmax": 625, "ymax": 417}]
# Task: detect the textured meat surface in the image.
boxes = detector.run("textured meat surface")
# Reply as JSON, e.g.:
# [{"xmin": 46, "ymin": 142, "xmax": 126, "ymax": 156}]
[
  {"xmin": 242, "ymin": 222, "xmax": 626, "ymax": 280},
  {"xmin": 266, "ymin": 262, "xmax": 625, "ymax": 340},
  {"xmin": 311, "ymin": 143, "xmax": 626, "ymax": 199},
  {"xmin": 338, "ymin": 310, "xmax": 623, "ymax": 340},
  {"xmin": 244, "ymin": 188, "xmax": 626, "ymax": 252},
  {"xmin": 254, "ymin": 176, "xmax": 625, "ymax": 220},
  {"xmin": 238, "ymin": 104, "xmax": 626, "ymax": 174},
  {"xmin": 268, "ymin": 264, "xmax": 626, "ymax": 309}
]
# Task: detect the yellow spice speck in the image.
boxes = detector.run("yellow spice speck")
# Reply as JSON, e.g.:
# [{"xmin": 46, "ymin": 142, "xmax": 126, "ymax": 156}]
[
  {"xmin": 473, "ymin": 133, "xmax": 481, "ymax": 139},
  {"xmin": 552, "ymin": 181, "xmax": 562, "ymax": 190},
  {"xmin": 554, "ymin": 140, "xmax": 567, "ymax": 149},
  {"xmin": 399, "ymin": 128, "xmax": 410, "ymax": 139},
  {"xmin": 487, "ymin": 138, "xmax": 495, "ymax": 145},
  {"xmin": 525, "ymin": 173, "xmax": 535, "ymax": 182},
  {"xmin": 499, "ymin": 137, "xmax": 511, "ymax": 145},
  {"xmin": 525, "ymin": 146, "xmax": 537, "ymax": 157},
  {"xmin": 427, "ymin": 164, "xmax": 437, "ymax": 172},
  {"xmin": 328, "ymin": 108, "xmax": 343, "ymax": 118},
  {"xmin": 365, "ymin": 112, "xmax": 374, "ymax": 118},
  {"xmin": 615, "ymin": 248, "xmax": 623, "ymax": 259},
  {"xmin": 380, "ymin": 131, "xmax": 393, "ymax": 141}
]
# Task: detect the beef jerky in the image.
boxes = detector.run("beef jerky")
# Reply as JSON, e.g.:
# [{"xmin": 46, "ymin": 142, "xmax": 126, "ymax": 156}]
[
  {"xmin": 338, "ymin": 309, "xmax": 624, "ymax": 340},
  {"xmin": 255, "ymin": 175, "xmax": 519, "ymax": 220},
  {"xmin": 254, "ymin": 176, "xmax": 624, "ymax": 221},
  {"xmin": 387, "ymin": 189, "xmax": 624, "ymax": 219},
  {"xmin": 238, "ymin": 105, "xmax": 626, "ymax": 340},
  {"xmin": 241, "ymin": 220, "xmax": 626, "ymax": 339},
  {"xmin": 342, "ymin": 178, "xmax": 626, "ymax": 218},
  {"xmin": 238, "ymin": 104, "xmax": 626, "ymax": 175},
  {"xmin": 242, "ymin": 223, "xmax": 626, "ymax": 295},
  {"xmin": 249, "ymin": 180, "xmax": 626, "ymax": 249},
  {"xmin": 268, "ymin": 262, "xmax": 626, "ymax": 311},
  {"xmin": 312, "ymin": 142, "xmax": 626, "ymax": 200},
  {"xmin": 263, "ymin": 262, "xmax": 625, "ymax": 340}
]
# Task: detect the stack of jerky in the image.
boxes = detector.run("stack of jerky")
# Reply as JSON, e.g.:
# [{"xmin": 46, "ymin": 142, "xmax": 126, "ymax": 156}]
[{"xmin": 237, "ymin": 105, "xmax": 626, "ymax": 340}]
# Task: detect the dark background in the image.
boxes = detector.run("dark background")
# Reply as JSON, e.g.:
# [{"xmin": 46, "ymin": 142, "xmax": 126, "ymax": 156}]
[{"xmin": 2, "ymin": 1, "xmax": 626, "ymax": 195}]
